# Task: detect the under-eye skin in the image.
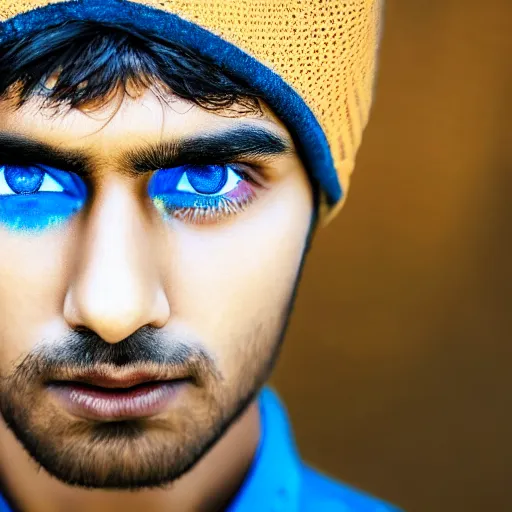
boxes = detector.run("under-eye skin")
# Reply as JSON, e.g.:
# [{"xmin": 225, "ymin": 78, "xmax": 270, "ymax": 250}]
[
  {"xmin": 148, "ymin": 163, "xmax": 260, "ymax": 224},
  {"xmin": 0, "ymin": 164, "xmax": 88, "ymax": 233}
]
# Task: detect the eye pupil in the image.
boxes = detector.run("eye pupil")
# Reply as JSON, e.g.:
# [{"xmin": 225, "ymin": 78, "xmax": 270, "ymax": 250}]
[
  {"xmin": 4, "ymin": 165, "xmax": 45, "ymax": 195},
  {"xmin": 187, "ymin": 165, "xmax": 227, "ymax": 195}
]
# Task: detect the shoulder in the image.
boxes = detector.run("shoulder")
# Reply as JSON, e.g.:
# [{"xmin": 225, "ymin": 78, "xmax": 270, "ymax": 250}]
[{"xmin": 298, "ymin": 465, "xmax": 404, "ymax": 512}]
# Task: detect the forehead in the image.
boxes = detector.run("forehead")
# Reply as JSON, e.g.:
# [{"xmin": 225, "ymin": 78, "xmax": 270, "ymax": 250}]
[{"xmin": 0, "ymin": 89, "xmax": 292, "ymax": 157}]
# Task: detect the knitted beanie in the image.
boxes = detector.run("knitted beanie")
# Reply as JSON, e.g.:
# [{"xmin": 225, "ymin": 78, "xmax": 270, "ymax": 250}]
[{"xmin": 0, "ymin": 0, "xmax": 383, "ymax": 225}]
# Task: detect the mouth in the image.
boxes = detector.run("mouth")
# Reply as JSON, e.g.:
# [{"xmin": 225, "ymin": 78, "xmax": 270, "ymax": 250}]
[{"xmin": 46, "ymin": 370, "xmax": 191, "ymax": 422}]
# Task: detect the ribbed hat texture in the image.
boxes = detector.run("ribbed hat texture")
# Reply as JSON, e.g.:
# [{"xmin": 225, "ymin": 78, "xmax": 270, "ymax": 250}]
[{"xmin": 0, "ymin": 0, "xmax": 382, "ymax": 225}]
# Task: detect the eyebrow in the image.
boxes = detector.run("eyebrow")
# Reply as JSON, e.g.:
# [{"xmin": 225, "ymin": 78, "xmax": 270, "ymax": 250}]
[
  {"xmin": 0, "ymin": 133, "xmax": 91, "ymax": 176},
  {"xmin": 124, "ymin": 125, "xmax": 293, "ymax": 174},
  {"xmin": 0, "ymin": 125, "xmax": 293, "ymax": 178}
]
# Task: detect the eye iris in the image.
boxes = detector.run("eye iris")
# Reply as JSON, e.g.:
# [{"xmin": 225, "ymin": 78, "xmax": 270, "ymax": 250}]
[
  {"xmin": 187, "ymin": 165, "xmax": 227, "ymax": 195},
  {"xmin": 4, "ymin": 166, "xmax": 45, "ymax": 194}
]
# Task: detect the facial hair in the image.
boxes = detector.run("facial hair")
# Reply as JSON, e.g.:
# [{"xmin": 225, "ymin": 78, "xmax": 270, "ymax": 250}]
[{"xmin": 0, "ymin": 216, "xmax": 315, "ymax": 490}]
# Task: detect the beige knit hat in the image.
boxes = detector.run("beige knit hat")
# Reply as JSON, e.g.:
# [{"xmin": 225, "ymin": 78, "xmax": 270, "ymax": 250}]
[{"xmin": 0, "ymin": 0, "xmax": 383, "ymax": 225}]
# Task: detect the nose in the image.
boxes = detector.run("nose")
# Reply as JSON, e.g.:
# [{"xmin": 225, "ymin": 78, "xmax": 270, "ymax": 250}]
[{"xmin": 63, "ymin": 183, "xmax": 170, "ymax": 343}]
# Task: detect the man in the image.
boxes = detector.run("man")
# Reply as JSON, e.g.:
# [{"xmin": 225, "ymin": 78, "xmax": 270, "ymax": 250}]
[{"xmin": 0, "ymin": 1, "xmax": 401, "ymax": 511}]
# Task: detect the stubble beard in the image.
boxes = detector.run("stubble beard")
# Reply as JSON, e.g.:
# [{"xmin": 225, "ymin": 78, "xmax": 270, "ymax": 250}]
[
  {"xmin": 0, "ymin": 299, "xmax": 295, "ymax": 490},
  {"xmin": 0, "ymin": 216, "xmax": 314, "ymax": 490}
]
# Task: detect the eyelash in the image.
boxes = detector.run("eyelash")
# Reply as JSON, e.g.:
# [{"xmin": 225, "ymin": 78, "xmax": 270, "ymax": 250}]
[
  {"xmin": 168, "ymin": 196, "xmax": 253, "ymax": 224},
  {"xmin": 149, "ymin": 164, "xmax": 263, "ymax": 225}
]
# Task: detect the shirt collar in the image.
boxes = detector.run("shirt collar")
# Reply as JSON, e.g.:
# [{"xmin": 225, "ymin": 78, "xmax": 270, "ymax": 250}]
[{"xmin": 227, "ymin": 387, "xmax": 301, "ymax": 512}]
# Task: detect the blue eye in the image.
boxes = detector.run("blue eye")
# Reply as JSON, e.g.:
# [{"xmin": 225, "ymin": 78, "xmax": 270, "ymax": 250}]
[
  {"xmin": 178, "ymin": 165, "xmax": 229, "ymax": 195},
  {"xmin": 0, "ymin": 165, "xmax": 87, "ymax": 233},
  {"xmin": 3, "ymin": 165, "xmax": 45, "ymax": 194},
  {"xmin": 148, "ymin": 164, "xmax": 246, "ymax": 212}
]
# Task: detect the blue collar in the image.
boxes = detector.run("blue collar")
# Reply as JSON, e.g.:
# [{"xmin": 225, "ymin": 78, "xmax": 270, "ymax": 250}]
[
  {"xmin": 0, "ymin": 388, "xmax": 300, "ymax": 512},
  {"xmin": 227, "ymin": 387, "xmax": 301, "ymax": 512}
]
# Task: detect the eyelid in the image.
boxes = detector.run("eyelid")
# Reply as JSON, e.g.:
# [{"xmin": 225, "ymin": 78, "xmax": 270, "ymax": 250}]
[
  {"xmin": 154, "ymin": 162, "xmax": 267, "ymax": 188},
  {"xmin": 29, "ymin": 164, "xmax": 88, "ymax": 197},
  {"xmin": 212, "ymin": 162, "xmax": 269, "ymax": 189}
]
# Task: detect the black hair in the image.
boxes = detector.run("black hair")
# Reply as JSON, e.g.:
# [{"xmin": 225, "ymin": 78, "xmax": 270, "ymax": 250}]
[
  {"xmin": 0, "ymin": 20, "xmax": 262, "ymax": 113},
  {"xmin": 0, "ymin": 20, "xmax": 322, "ymax": 229}
]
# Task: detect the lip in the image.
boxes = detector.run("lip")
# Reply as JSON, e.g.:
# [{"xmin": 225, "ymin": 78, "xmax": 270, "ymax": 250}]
[
  {"xmin": 46, "ymin": 369, "xmax": 191, "ymax": 421},
  {"xmin": 55, "ymin": 369, "xmax": 188, "ymax": 389}
]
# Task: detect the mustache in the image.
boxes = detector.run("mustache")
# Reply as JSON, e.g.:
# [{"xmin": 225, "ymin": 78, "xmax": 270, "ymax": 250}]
[{"xmin": 14, "ymin": 325, "xmax": 218, "ymax": 383}]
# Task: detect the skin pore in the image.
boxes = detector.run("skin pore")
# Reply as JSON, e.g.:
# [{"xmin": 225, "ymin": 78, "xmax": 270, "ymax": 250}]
[{"xmin": 0, "ymin": 83, "xmax": 314, "ymax": 512}]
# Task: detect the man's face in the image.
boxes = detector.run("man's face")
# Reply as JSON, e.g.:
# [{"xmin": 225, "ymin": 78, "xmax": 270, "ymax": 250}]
[{"xmin": 0, "ymin": 87, "xmax": 313, "ymax": 488}]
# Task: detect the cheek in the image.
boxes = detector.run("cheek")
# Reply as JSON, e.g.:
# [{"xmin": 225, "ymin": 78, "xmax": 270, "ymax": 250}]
[
  {"xmin": 160, "ymin": 178, "xmax": 312, "ymax": 376},
  {"xmin": 0, "ymin": 229, "xmax": 74, "ymax": 371}
]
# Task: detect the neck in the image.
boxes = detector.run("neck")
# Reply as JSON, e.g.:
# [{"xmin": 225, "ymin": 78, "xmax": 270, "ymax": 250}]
[{"xmin": 0, "ymin": 400, "xmax": 261, "ymax": 512}]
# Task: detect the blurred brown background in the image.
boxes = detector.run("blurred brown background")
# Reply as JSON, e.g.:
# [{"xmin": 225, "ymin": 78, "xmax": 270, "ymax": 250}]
[{"xmin": 270, "ymin": 0, "xmax": 512, "ymax": 511}]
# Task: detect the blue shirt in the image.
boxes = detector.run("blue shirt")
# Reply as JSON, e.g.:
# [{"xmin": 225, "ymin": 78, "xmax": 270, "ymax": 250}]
[{"xmin": 0, "ymin": 388, "xmax": 403, "ymax": 512}]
